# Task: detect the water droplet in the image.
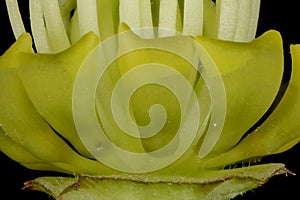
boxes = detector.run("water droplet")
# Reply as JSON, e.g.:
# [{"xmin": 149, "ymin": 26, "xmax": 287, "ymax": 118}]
[{"xmin": 213, "ymin": 123, "xmax": 217, "ymax": 127}]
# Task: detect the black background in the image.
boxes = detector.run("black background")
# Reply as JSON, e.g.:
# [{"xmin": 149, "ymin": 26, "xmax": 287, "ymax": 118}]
[{"xmin": 0, "ymin": 1, "xmax": 300, "ymax": 199}]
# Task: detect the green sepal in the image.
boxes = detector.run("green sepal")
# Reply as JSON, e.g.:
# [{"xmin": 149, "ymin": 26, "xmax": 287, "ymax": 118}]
[{"xmin": 23, "ymin": 164, "xmax": 288, "ymax": 200}]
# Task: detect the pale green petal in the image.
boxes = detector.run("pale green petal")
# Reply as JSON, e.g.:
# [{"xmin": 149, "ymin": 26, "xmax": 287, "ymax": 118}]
[
  {"xmin": 194, "ymin": 30, "xmax": 284, "ymax": 158},
  {"xmin": 17, "ymin": 32, "xmax": 99, "ymax": 158}
]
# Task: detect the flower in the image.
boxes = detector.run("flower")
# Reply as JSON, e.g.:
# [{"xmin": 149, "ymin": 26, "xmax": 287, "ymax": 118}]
[{"xmin": 0, "ymin": 0, "xmax": 299, "ymax": 199}]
